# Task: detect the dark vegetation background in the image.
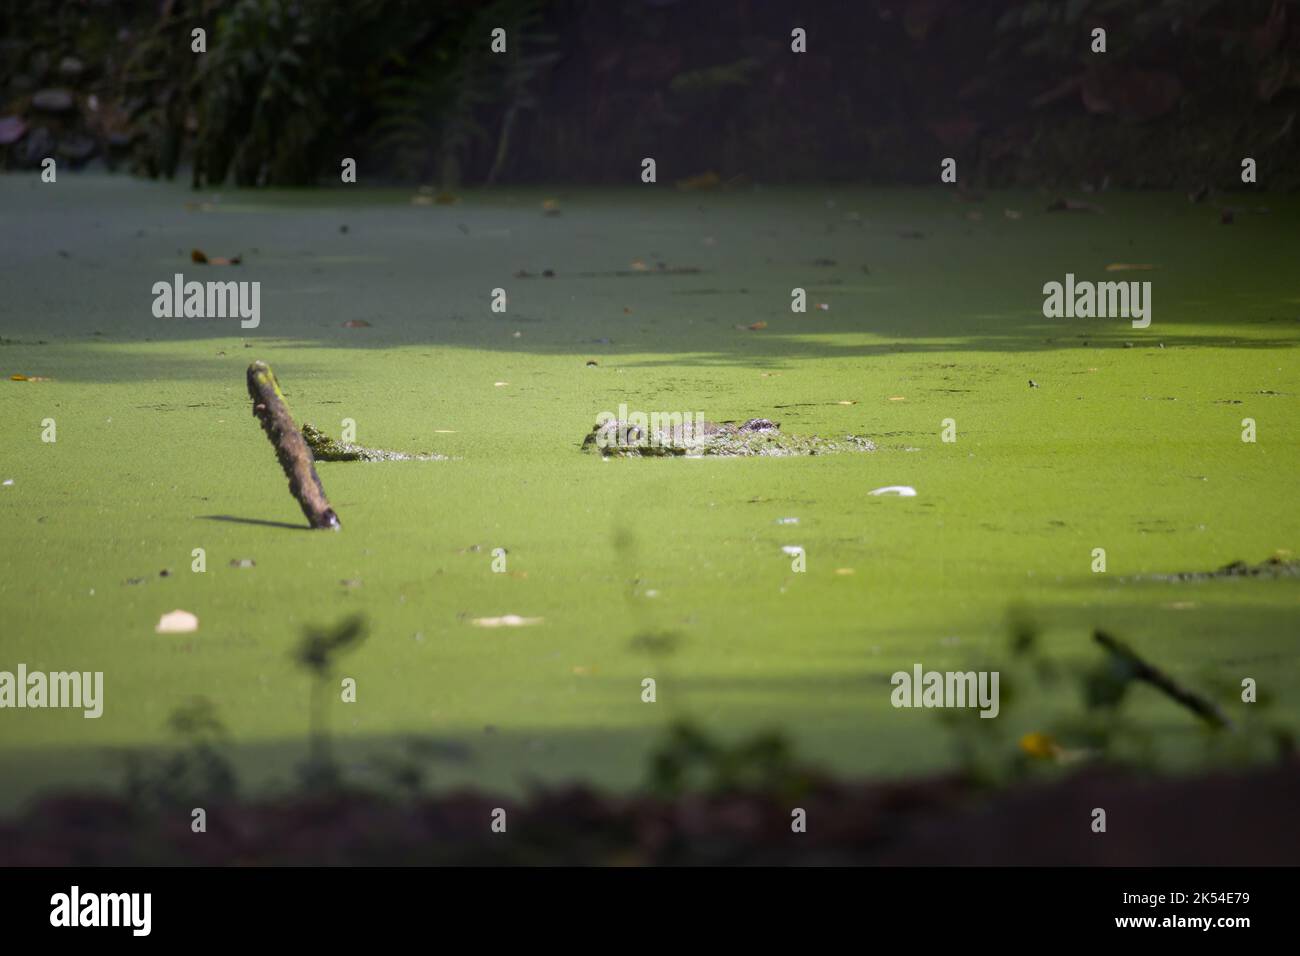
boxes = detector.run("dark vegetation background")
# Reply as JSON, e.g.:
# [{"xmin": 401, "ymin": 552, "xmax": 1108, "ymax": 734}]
[
  {"xmin": 3, "ymin": 0, "xmax": 1299, "ymax": 865},
  {"xmin": 2, "ymin": 0, "xmax": 1298, "ymax": 189}
]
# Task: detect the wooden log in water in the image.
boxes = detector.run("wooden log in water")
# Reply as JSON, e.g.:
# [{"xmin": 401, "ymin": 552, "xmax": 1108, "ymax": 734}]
[{"xmin": 246, "ymin": 361, "xmax": 339, "ymax": 530}]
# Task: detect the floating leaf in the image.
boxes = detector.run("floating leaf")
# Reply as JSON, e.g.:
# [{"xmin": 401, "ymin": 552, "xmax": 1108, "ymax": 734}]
[
  {"xmin": 342, "ymin": 319, "xmax": 371, "ymax": 328},
  {"xmin": 191, "ymin": 249, "xmax": 241, "ymax": 265}
]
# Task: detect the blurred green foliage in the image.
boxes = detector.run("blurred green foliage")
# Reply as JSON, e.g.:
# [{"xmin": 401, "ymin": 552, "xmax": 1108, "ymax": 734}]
[
  {"xmin": 646, "ymin": 720, "xmax": 815, "ymax": 799},
  {"xmin": 0, "ymin": 0, "xmax": 553, "ymax": 185},
  {"xmin": 189, "ymin": 0, "xmax": 554, "ymax": 187},
  {"xmin": 119, "ymin": 696, "xmax": 237, "ymax": 812},
  {"xmin": 295, "ymin": 614, "xmax": 368, "ymax": 789},
  {"xmin": 938, "ymin": 609, "xmax": 1295, "ymax": 789},
  {"xmin": 4, "ymin": 0, "xmax": 1296, "ymax": 186}
]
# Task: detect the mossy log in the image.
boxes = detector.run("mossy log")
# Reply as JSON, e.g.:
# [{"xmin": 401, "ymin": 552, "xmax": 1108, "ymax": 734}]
[{"xmin": 246, "ymin": 361, "xmax": 339, "ymax": 530}]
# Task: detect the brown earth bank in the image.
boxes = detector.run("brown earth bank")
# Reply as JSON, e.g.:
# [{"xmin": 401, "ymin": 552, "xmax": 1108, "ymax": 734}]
[{"xmin": 3, "ymin": 762, "xmax": 1297, "ymax": 866}]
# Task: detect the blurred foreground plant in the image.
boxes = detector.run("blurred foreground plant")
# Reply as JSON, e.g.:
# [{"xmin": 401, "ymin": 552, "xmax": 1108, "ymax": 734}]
[
  {"xmin": 939, "ymin": 607, "xmax": 1295, "ymax": 788},
  {"xmin": 646, "ymin": 720, "xmax": 816, "ymax": 800},
  {"xmin": 295, "ymin": 613, "xmax": 368, "ymax": 789},
  {"xmin": 119, "ymin": 696, "xmax": 236, "ymax": 812}
]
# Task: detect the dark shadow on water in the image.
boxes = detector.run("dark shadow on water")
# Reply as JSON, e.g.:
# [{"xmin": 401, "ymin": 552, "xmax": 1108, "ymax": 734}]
[
  {"xmin": 200, "ymin": 514, "xmax": 310, "ymax": 531},
  {"xmin": 3, "ymin": 179, "xmax": 1298, "ymax": 384}
]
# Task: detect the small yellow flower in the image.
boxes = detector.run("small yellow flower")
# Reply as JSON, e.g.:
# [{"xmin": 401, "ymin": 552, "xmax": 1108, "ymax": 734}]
[{"xmin": 1019, "ymin": 732, "xmax": 1059, "ymax": 760}]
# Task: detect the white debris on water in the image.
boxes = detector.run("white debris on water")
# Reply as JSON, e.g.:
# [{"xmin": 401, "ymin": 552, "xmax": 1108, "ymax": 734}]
[
  {"xmin": 471, "ymin": 614, "xmax": 542, "ymax": 628},
  {"xmin": 156, "ymin": 609, "xmax": 199, "ymax": 634}
]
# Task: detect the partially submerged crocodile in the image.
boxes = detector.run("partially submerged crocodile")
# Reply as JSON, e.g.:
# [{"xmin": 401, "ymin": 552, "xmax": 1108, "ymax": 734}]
[
  {"xmin": 302, "ymin": 423, "xmax": 445, "ymax": 462},
  {"xmin": 581, "ymin": 417, "xmax": 875, "ymax": 458},
  {"xmin": 1142, "ymin": 555, "xmax": 1300, "ymax": 583}
]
